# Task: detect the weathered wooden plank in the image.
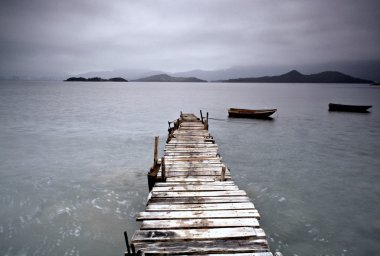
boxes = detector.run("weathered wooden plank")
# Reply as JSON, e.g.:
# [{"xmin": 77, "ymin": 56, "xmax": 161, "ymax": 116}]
[
  {"xmin": 152, "ymin": 185, "xmax": 238, "ymax": 192},
  {"xmin": 204, "ymin": 253, "xmax": 273, "ymax": 256},
  {"xmin": 136, "ymin": 209, "xmax": 260, "ymax": 220},
  {"xmin": 166, "ymin": 166, "xmax": 225, "ymax": 170},
  {"xmin": 132, "ymin": 227, "xmax": 265, "ymax": 242},
  {"xmin": 165, "ymin": 163, "xmax": 224, "ymax": 167},
  {"xmin": 164, "ymin": 156, "xmax": 220, "ymax": 160},
  {"xmin": 154, "ymin": 181, "xmax": 235, "ymax": 186},
  {"xmin": 146, "ymin": 202, "xmax": 255, "ymax": 211},
  {"xmin": 165, "ymin": 171, "xmax": 230, "ymax": 177},
  {"xmin": 165, "ymin": 177, "xmax": 231, "ymax": 182},
  {"xmin": 164, "ymin": 152, "xmax": 218, "ymax": 158},
  {"xmin": 132, "ymin": 239, "xmax": 269, "ymax": 254},
  {"xmin": 152, "ymin": 190, "xmax": 245, "ymax": 198},
  {"xmin": 165, "ymin": 143, "xmax": 217, "ymax": 146},
  {"xmin": 148, "ymin": 196, "xmax": 251, "ymax": 204},
  {"xmin": 140, "ymin": 218, "xmax": 260, "ymax": 229}
]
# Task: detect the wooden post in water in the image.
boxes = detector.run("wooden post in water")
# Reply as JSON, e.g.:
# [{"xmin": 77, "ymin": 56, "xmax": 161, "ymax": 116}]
[
  {"xmin": 205, "ymin": 112, "xmax": 209, "ymax": 130},
  {"xmin": 124, "ymin": 231, "xmax": 131, "ymax": 255},
  {"xmin": 200, "ymin": 110, "xmax": 204, "ymax": 123},
  {"xmin": 153, "ymin": 136, "xmax": 159, "ymax": 166},
  {"xmin": 161, "ymin": 157, "xmax": 166, "ymax": 182},
  {"xmin": 221, "ymin": 165, "xmax": 226, "ymax": 181}
]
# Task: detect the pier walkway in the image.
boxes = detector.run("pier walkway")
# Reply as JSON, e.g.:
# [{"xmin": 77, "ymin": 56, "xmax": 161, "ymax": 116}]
[{"xmin": 128, "ymin": 113, "xmax": 273, "ymax": 255}]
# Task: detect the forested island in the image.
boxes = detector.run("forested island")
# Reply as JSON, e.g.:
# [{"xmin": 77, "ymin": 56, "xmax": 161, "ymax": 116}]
[{"xmin": 64, "ymin": 77, "xmax": 127, "ymax": 82}]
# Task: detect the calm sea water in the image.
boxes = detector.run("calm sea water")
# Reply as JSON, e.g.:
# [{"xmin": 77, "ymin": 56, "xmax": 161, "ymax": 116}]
[{"xmin": 0, "ymin": 81, "xmax": 379, "ymax": 256}]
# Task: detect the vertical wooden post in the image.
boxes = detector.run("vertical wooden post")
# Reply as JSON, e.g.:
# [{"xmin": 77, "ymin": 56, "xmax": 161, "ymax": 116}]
[
  {"xmin": 205, "ymin": 112, "xmax": 209, "ymax": 130},
  {"xmin": 131, "ymin": 243, "xmax": 136, "ymax": 255},
  {"xmin": 200, "ymin": 110, "xmax": 204, "ymax": 123},
  {"xmin": 161, "ymin": 157, "xmax": 166, "ymax": 182},
  {"xmin": 154, "ymin": 136, "xmax": 159, "ymax": 166},
  {"xmin": 124, "ymin": 231, "xmax": 131, "ymax": 255},
  {"xmin": 221, "ymin": 165, "xmax": 226, "ymax": 181}
]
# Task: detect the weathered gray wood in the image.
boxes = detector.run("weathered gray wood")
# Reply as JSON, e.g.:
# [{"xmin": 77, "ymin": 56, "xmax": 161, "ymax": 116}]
[
  {"xmin": 154, "ymin": 136, "xmax": 159, "ymax": 165},
  {"xmin": 221, "ymin": 165, "xmax": 226, "ymax": 181},
  {"xmin": 133, "ymin": 113, "xmax": 272, "ymax": 255},
  {"xmin": 203, "ymin": 253, "xmax": 273, "ymax": 256},
  {"xmin": 166, "ymin": 177, "xmax": 231, "ymax": 182},
  {"xmin": 140, "ymin": 218, "xmax": 260, "ymax": 229},
  {"xmin": 164, "ymin": 156, "xmax": 221, "ymax": 161},
  {"xmin": 137, "ymin": 209, "xmax": 260, "ymax": 220},
  {"xmin": 161, "ymin": 157, "xmax": 165, "ymax": 182},
  {"xmin": 152, "ymin": 185, "xmax": 238, "ymax": 192},
  {"xmin": 152, "ymin": 190, "xmax": 246, "ymax": 198},
  {"xmin": 154, "ymin": 181, "xmax": 235, "ymax": 186},
  {"xmin": 165, "ymin": 171, "xmax": 231, "ymax": 177},
  {"xmin": 148, "ymin": 196, "xmax": 251, "ymax": 204},
  {"xmin": 165, "ymin": 163, "xmax": 224, "ymax": 167},
  {"xmin": 146, "ymin": 202, "xmax": 255, "ymax": 211},
  {"xmin": 132, "ymin": 239, "xmax": 269, "ymax": 254},
  {"xmin": 132, "ymin": 227, "xmax": 265, "ymax": 242}
]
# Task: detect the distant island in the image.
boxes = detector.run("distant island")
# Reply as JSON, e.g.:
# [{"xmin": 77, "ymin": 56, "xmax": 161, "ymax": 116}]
[
  {"xmin": 64, "ymin": 77, "xmax": 128, "ymax": 82},
  {"xmin": 132, "ymin": 74, "xmax": 207, "ymax": 82},
  {"xmin": 218, "ymin": 70, "xmax": 372, "ymax": 84}
]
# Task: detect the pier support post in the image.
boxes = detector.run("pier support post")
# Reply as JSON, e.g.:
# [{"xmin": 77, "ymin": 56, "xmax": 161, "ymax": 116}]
[
  {"xmin": 200, "ymin": 110, "xmax": 204, "ymax": 123},
  {"xmin": 153, "ymin": 136, "xmax": 159, "ymax": 165},
  {"xmin": 161, "ymin": 157, "xmax": 166, "ymax": 182},
  {"xmin": 204, "ymin": 112, "xmax": 209, "ymax": 130},
  {"xmin": 124, "ymin": 231, "xmax": 131, "ymax": 255},
  {"xmin": 221, "ymin": 165, "xmax": 226, "ymax": 181}
]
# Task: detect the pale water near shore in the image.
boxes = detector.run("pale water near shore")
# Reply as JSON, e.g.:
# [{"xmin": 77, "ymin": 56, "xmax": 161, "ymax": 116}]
[{"xmin": 0, "ymin": 81, "xmax": 379, "ymax": 255}]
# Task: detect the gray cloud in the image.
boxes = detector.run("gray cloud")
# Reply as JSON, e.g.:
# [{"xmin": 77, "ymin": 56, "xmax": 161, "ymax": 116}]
[{"xmin": 0, "ymin": 0, "xmax": 379, "ymax": 78}]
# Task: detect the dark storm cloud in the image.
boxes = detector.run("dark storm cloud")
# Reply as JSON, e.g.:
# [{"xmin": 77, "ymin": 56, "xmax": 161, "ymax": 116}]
[{"xmin": 0, "ymin": 0, "xmax": 379, "ymax": 77}]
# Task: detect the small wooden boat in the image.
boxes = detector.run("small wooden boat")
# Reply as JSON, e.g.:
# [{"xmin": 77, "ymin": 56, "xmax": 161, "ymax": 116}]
[
  {"xmin": 228, "ymin": 108, "xmax": 277, "ymax": 119},
  {"xmin": 328, "ymin": 103, "xmax": 372, "ymax": 113}
]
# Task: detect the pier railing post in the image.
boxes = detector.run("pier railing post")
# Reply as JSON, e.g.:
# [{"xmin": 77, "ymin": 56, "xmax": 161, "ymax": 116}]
[{"xmin": 200, "ymin": 110, "xmax": 204, "ymax": 123}]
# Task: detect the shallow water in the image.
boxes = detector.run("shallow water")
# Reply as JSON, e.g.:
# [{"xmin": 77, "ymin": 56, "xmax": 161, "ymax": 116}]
[{"xmin": 0, "ymin": 81, "xmax": 379, "ymax": 255}]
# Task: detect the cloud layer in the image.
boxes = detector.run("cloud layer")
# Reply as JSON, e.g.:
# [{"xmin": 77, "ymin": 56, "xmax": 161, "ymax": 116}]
[{"xmin": 1, "ymin": 0, "xmax": 379, "ymax": 77}]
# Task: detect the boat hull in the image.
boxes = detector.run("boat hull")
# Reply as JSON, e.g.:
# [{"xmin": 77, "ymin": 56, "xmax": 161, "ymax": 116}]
[
  {"xmin": 228, "ymin": 108, "xmax": 277, "ymax": 119},
  {"xmin": 328, "ymin": 103, "xmax": 372, "ymax": 113}
]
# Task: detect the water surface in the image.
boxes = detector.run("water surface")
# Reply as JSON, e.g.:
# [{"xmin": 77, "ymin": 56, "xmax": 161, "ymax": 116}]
[{"xmin": 0, "ymin": 81, "xmax": 379, "ymax": 255}]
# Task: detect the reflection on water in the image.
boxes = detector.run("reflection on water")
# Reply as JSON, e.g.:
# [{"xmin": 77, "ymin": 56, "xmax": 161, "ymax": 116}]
[{"xmin": 0, "ymin": 81, "xmax": 379, "ymax": 255}]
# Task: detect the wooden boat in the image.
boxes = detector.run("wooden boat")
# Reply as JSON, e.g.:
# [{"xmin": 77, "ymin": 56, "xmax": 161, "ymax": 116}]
[
  {"xmin": 228, "ymin": 108, "xmax": 277, "ymax": 119},
  {"xmin": 328, "ymin": 103, "xmax": 372, "ymax": 113}
]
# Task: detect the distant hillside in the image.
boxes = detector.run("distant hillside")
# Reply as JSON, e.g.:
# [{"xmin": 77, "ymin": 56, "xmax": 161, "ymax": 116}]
[
  {"xmin": 133, "ymin": 74, "xmax": 207, "ymax": 82},
  {"xmin": 65, "ymin": 77, "xmax": 127, "ymax": 82},
  {"xmin": 219, "ymin": 70, "xmax": 372, "ymax": 83}
]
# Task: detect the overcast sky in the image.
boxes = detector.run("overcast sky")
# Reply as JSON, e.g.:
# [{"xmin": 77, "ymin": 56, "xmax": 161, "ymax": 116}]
[{"xmin": 0, "ymin": 0, "xmax": 379, "ymax": 77}]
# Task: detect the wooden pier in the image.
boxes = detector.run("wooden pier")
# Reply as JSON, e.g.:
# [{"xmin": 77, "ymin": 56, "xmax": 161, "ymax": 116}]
[{"xmin": 127, "ymin": 113, "xmax": 273, "ymax": 255}]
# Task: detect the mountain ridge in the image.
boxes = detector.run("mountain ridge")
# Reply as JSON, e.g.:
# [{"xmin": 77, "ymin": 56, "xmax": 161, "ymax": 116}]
[
  {"xmin": 218, "ymin": 70, "xmax": 372, "ymax": 83},
  {"xmin": 132, "ymin": 74, "xmax": 207, "ymax": 82}
]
